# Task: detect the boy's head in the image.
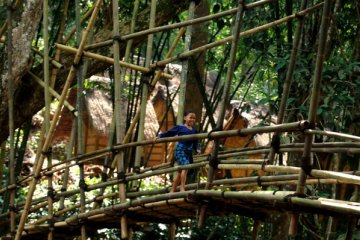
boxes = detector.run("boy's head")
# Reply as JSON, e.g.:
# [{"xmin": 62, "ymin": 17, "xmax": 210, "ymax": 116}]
[{"xmin": 184, "ymin": 110, "xmax": 196, "ymax": 126}]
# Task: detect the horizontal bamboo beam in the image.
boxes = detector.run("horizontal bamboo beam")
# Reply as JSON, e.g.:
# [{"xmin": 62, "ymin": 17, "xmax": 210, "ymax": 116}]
[
  {"xmin": 28, "ymin": 71, "xmax": 77, "ymax": 116},
  {"xmin": 305, "ymin": 129, "xmax": 360, "ymax": 141},
  {"xmin": 150, "ymin": 3, "xmax": 324, "ymax": 68},
  {"xmin": 217, "ymin": 164, "xmax": 360, "ymax": 185},
  {"xmin": 55, "ymin": 43, "xmax": 173, "ymax": 79},
  {"xmin": 85, "ymin": 0, "xmax": 274, "ymax": 50},
  {"xmin": 31, "ymin": 48, "xmax": 64, "ymax": 69}
]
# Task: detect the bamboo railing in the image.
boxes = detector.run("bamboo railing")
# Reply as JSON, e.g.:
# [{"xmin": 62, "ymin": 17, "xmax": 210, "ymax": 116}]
[{"xmin": 2, "ymin": 1, "xmax": 359, "ymax": 239}]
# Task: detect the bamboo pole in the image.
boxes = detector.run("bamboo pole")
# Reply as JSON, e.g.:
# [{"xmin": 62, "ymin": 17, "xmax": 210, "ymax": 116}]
[
  {"xmin": 289, "ymin": 0, "xmax": 332, "ymax": 236},
  {"xmin": 28, "ymin": 71, "xmax": 77, "ymax": 115},
  {"xmin": 305, "ymin": 129, "xmax": 360, "ymax": 141},
  {"xmin": 268, "ymin": 0, "xmax": 308, "ymax": 164},
  {"xmin": 252, "ymin": 220, "xmax": 261, "ymax": 240},
  {"xmin": 7, "ymin": 0, "xmax": 16, "ymax": 236},
  {"xmin": 150, "ymin": 3, "xmax": 324, "ymax": 69},
  {"xmin": 75, "ymin": 0, "xmax": 87, "ymax": 239},
  {"xmin": 199, "ymin": 0, "xmax": 245, "ymax": 228},
  {"xmin": 63, "ymin": 6, "xmax": 94, "ymax": 44},
  {"xmin": 112, "ymin": 0, "xmax": 129, "ymax": 237},
  {"xmin": 43, "ymin": 0, "xmax": 55, "ymax": 238},
  {"xmin": 216, "ymin": 164, "xmax": 360, "ymax": 185},
  {"xmin": 31, "ymin": 48, "xmax": 63, "ymax": 69},
  {"xmin": 134, "ymin": 0, "xmax": 157, "ymax": 173},
  {"xmin": 59, "ymin": 121, "xmax": 76, "ymax": 210},
  {"xmin": 54, "ymin": 43, "xmax": 173, "ymax": 79},
  {"xmin": 15, "ymin": 1, "xmax": 103, "ymax": 238},
  {"xmin": 85, "ymin": 0, "xmax": 274, "ymax": 50}
]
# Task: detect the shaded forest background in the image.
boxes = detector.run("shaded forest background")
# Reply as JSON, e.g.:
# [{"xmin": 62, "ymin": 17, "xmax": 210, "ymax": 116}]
[{"xmin": 0, "ymin": 0, "xmax": 359, "ymax": 239}]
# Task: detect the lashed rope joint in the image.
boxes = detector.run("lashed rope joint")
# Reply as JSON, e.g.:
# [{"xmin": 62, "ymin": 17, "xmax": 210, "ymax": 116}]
[
  {"xmin": 79, "ymin": 179, "xmax": 88, "ymax": 191},
  {"xmin": 301, "ymin": 156, "xmax": 312, "ymax": 176},
  {"xmin": 117, "ymin": 171, "xmax": 126, "ymax": 184}
]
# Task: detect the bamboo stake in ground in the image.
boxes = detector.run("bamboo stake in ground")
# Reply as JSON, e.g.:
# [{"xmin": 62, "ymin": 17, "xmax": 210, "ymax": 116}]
[
  {"xmin": 289, "ymin": 0, "xmax": 332, "ymax": 236},
  {"xmin": 15, "ymin": 1, "xmax": 103, "ymax": 238},
  {"xmin": 112, "ymin": 0, "xmax": 129, "ymax": 238},
  {"xmin": 199, "ymin": 0, "xmax": 245, "ymax": 228}
]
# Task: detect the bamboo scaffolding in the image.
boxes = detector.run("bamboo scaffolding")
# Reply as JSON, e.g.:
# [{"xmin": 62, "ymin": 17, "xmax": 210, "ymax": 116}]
[
  {"xmin": 85, "ymin": 0, "xmax": 274, "ymax": 50},
  {"xmin": 28, "ymin": 71, "xmax": 77, "ymax": 116},
  {"xmin": 54, "ymin": 43, "xmax": 173, "ymax": 79},
  {"xmin": 290, "ymin": 0, "xmax": 332, "ymax": 236},
  {"xmin": 6, "ymin": 132, "xmax": 357, "ymax": 197},
  {"xmin": 42, "ymin": 0, "xmax": 55, "ymax": 238},
  {"xmin": 110, "ymin": 27, "xmax": 186, "ymax": 170},
  {"xmin": 150, "ymin": 3, "xmax": 324, "ymax": 69},
  {"xmin": 305, "ymin": 129, "xmax": 360, "ymax": 141},
  {"xmin": 19, "ymin": 190, "xmax": 358, "ymax": 231},
  {"xmin": 63, "ymin": 6, "xmax": 94, "ymax": 44},
  {"xmin": 268, "ymin": 0, "xmax": 308, "ymax": 164},
  {"xmin": 7, "ymin": 0, "xmax": 16, "ymax": 235},
  {"xmin": 199, "ymin": 0, "xmax": 245, "ymax": 227},
  {"xmin": 15, "ymin": 1, "xmax": 103, "ymax": 238},
  {"xmin": 216, "ymin": 164, "xmax": 360, "ymax": 185},
  {"xmin": 31, "ymin": 47, "xmax": 63, "ymax": 69},
  {"xmin": 134, "ymin": 0, "xmax": 157, "ymax": 175}
]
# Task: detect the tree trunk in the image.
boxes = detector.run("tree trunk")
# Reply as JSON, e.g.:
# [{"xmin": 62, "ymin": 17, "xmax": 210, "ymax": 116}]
[{"xmin": 0, "ymin": 0, "xmax": 190, "ymax": 143}]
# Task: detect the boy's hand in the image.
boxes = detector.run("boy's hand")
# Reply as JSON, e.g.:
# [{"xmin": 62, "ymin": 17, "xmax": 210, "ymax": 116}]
[{"xmin": 196, "ymin": 149, "xmax": 201, "ymax": 155}]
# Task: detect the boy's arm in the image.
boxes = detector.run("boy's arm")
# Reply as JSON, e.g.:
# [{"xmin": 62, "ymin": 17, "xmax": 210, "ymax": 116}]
[{"xmin": 158, "ymin": 125, "xmax": 179, "ymax": 138}]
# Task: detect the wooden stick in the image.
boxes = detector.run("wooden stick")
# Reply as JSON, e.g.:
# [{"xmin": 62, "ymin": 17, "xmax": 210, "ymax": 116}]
[{"xmin": 55, "ymin": 43, "xmax": 173, "ymax": 79}]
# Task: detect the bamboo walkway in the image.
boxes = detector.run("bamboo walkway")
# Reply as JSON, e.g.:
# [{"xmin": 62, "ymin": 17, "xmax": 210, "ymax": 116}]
[{"xmin": 1, "ymin": 0, "xmax": 358, "ymax": 239}]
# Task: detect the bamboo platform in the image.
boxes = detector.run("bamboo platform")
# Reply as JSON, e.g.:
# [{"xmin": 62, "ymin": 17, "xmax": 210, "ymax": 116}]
[{"xmin": 15, "ymin": 189, "xmax": 360, "ymax": 239}]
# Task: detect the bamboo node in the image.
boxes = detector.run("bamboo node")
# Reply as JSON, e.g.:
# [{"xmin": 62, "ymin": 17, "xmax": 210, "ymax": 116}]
[
  {"xmin": 270, "ymin": 134, "xmax": 281, "ymax": 154},
  {"xmin": 207, "ymin": 127, "xmax": 222, "ymax": 140},
  {"xmin": 47, "ymin": 187, "xmax": 56, "ymax": 199},
  {"xmin": 42, "ymin": 147, "xmax": 52, "ymax": 158},
  {"xmin": 79, "ymin": 179, "xmax": 89, "ymax": 191},
  {"xmin": 208, "ymin": 154, "xmax": 219, "ymax": 169},
  {"xmin": 8, "ymin": 205, "xmax": 18, "ymax": 213},
  {"xmin": 300, "ymin": 157, "xmax": 313, "ymax": 176},
  {"xmin": 112, "ymin": 35, "xmax": 123, "ymax": 43},
  {"xmin": 117, "ymin": 171, "xmax": 127, "ymax": 184},
  {"xmin": 101, "ymin": 172, "xmax": 108, "ymax": 182}
]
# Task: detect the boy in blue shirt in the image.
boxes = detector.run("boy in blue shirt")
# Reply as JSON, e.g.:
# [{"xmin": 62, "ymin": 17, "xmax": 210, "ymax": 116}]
[{"xmin": 159, "ymin": 111, "xmax": 201, "ymax": 192}]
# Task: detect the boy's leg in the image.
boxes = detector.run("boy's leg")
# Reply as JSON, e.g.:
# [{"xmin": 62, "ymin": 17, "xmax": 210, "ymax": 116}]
[
  {"xmin": 180, "ymin": 169, "xmax": 188, "ymax": 192},
  {"xmin": 171, "ymin": 171, "xmax": 181, "ymax": 192}
]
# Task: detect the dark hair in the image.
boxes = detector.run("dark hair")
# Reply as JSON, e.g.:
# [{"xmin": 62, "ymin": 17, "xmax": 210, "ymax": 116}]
[{"xmin": 184, "ymin": 110, "xmax": 195, "ymax": 116}]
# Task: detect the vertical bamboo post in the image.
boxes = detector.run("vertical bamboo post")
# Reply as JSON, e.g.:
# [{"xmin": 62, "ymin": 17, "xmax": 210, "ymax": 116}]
[
  {"xmin": 134, "ymin": 0, "xmax": 157, "ymax": 173},
  {"xmin": 112, "ymin": 0, "xmax": 129, "ymax": 238},
  {"xmin": 43, "ymin": 0, "xmax": 54, "ymax": 238},
  {"xmin": 177, "ymin": 1, "xmax": 195, "ymax": 124},
  {"xmin": 325, "ymin": 153, "xmax": 339, "ymax": 240},
  {"xmin": 198, "ymin": 0, "xmax": 245, "ymax": 228},
  {"xmin": 75, "ymin": 0, "xmax": 87, "ymax": 239},
  {"xmin": 6, "ymin": 0, "xmax": 16, "ymax": 236},
  {"xmin": 168, "ymin": 222, "xmax": 177, "ymax": 240},
  {"xmin": 289, "ymin": 0, "xmax": 333, "ymax": 236},
  {"xmin": 15, "ymin": 1, "xmax": 103, "ymax": 238},
  {"xmin": 251, "ymin": 220, "xmax": 261, "ymax": 240},
  {"xmin": 59, "ymin": 121, "xmax": 77, "ymax": 210},
  {"xmin": 267, "ymin": 0, "xmax": 308, "ymax": 164}
]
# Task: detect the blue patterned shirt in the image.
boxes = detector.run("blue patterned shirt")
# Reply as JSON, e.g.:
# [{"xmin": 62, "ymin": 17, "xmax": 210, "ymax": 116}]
[{"xmin": 159, "ymin": 125, "xmax": 200, "ymax": 151}]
